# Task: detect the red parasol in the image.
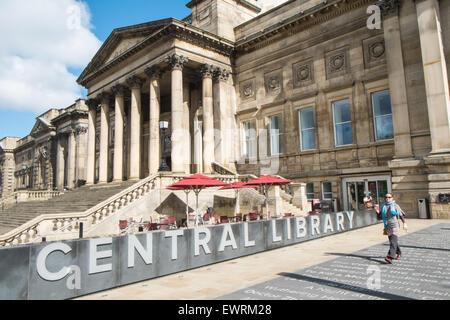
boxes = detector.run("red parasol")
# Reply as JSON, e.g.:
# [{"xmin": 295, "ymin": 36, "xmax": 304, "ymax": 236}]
[
  {"xmin": 167, "ymin": 175, "xmax": 227, "ymax": 227},
  {"xmin": 243, "ymin": 175, "xmax": 292, "ymax": 219}
]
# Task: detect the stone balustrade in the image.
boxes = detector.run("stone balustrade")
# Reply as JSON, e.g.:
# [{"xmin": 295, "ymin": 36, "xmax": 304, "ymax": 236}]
[{"xmin": 0, "ymin": 174, "xmax": 159, "ymax": 247}]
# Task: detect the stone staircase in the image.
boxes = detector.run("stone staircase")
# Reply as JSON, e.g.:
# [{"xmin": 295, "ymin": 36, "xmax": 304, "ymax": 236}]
[
  {"xmin": 0, "ymin": 181, "xmax": 135, "ymax": 235},
  {"xmin": 211, "ymin": 162, "xmax": 309, "ymax": 216}
]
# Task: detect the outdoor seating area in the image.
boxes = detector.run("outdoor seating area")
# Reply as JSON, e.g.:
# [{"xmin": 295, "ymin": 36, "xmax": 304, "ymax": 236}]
[{"xmin": 118, "ymin": 173, "xmax": 301, "ymax": 235}]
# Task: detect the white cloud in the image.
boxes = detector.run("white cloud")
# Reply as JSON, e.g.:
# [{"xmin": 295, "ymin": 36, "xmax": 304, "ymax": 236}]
[{"xmin": 0, "ymin": 0, "xmax": 102, "ymax": 113}]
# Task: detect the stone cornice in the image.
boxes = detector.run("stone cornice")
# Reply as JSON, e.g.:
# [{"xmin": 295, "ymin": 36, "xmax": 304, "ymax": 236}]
[
  {"xmin": 77, "ymin": 19, "xmax": 234, "ymax": 87},
  {"xmin": 51, "ymin": 110, "xmax": 88, "ymax": 126},
  {"xmin": 186, "ymin": 0, "xmax": 261, "ymax": 13},
  {"xmin": 235, "ymin": 0, "xmax": 375, "ymax": 53}
]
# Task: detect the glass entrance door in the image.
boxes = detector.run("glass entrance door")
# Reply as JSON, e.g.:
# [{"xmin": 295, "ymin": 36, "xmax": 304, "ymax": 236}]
[{"xmin": 342, "ymin": 176, "xmax": 391, "ymax": 211}]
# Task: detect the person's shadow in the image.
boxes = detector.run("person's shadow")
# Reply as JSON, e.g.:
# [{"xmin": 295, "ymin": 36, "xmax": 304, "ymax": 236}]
[{"xmin": 325, "ymin": 252, "xmax": 389, "ymax": 264}]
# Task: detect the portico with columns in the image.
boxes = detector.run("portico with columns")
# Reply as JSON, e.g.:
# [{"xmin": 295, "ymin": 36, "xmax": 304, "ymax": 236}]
[{"xmin": 78, "ymin": 19, "xmax": 237, "ymax": 184}]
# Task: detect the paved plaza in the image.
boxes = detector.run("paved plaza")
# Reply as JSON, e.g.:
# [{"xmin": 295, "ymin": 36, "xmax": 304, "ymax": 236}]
[
  {"xmin": 218, "ymin": 223, "xmax": 450, "ymax": 300},
  {"xmin": 77, "ymin": 219, "xmax": 450, "ymax": 300}
]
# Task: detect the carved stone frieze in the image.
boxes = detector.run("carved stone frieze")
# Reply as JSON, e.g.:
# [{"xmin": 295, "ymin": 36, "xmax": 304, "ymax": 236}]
[
  {"xmin": 96, "ymin": 91, "xmax": 112, "ymax": 103},
  {"xmin": 363, "ymin": 36, "xmax": 386, "ymax": 69},
  {"xmin": 145, "ymin": 65, "xmax": 162, "ymax": 80},
  {"xmin": 126, "ymin": 75, "xmax": 144, "ymax": 89},
  {"xmin": 166, "ymin": 54, "xmax": 188, "ymax": 71},
  {"xmin": 240, "ymin": 78, "xmax": 256, "ymax": 100},
  {"xmin": 200, "ymin": 64, "xmax": 215, "ymax": 79},
  {"xmin": 325, "ymin": 48, "xmax": 349, "ymax": 79},
  {"xmin": 264, "ymin": 70, "xmax": 282, "ymax": 94},
  {"xmin": 86, "ymin": 99, "xmax": 99, "ymax": 110},
  {"xmin": 111, "ymin": 83, "xmax": 125, "ymax": 97},
  {"xmin": 293, "ymin": 59, "xmax": 314, "ymax": 88},
  {"xmin": 74, "ymin": 126, "xmax": 88, "ymax": 136},
  {"xmin": 213, "ymin": 67, "xmax": 230, "ymax": 82}
]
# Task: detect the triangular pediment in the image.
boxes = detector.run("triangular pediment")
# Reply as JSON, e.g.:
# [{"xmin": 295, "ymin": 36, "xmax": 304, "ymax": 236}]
[
  {"xmin": 78, "ymin": 18, "xmax": 173, "ymax": 84},
  {"xmin": 104, "ymin": 36, "xmax": 147, "ymax": 64},
  {"xmin": 30, "ymin": 118, "xmax": 51, "ymax": 137}
]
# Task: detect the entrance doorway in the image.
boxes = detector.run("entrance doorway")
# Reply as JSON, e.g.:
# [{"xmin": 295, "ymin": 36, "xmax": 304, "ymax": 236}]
[{"xmin": 342, "ymin": 176, "xmax": 391, "ymax": 211}]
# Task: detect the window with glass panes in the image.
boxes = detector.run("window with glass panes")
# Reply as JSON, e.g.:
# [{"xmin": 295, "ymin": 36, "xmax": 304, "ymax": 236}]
[
  {"xmin": 270, "ymin": 115, "xmax": 283, "ymax": 155},
  {"xmin": 322, "ymin": 182, "xmax": 332, "ymax": 200},
  {"xmin": 299, "ymin": 108, "xmax": 315, "ymax": 151},
  {"xmin": 333, "ymin": 99, "xmax": 353, "ymax": 146},
  {"xmin": 372, "ymin": 90, "xmax": 394, "ymax": 141},
  {"xmin": 243, "ymin": 120, "xmax": 257, "ymax": 159},
  {"xmin": 306, "ymin": 182, "xmax": 314, "ymax": 199}
]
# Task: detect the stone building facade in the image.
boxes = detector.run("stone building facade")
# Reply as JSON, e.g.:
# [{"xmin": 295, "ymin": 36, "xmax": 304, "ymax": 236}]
[
  {"xmin": 0, "ymin": 100, "xmax": 89, "ymax": 197},
  {"xmin": 2, "ymin": 0, "xmax": 449, "ymax": 219}
]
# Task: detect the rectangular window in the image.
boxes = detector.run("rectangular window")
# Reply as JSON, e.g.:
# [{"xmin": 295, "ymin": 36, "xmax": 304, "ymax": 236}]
[
  {"xmin": 322, "ymin": 182, "xmax": 332, "ymax": 200},
  {"xmin": 270, "ymin": 115, "xmax": 283, "ymax": 155},
  {"xmin": 306, "ymin": 182, "xmax": 314, "ymax": 200},
  {"xmin": 372, "ymin": 90, "xmax": 394, "ymax": 141},
  {"xmin": 333, "ymin": 99, "xmax": 353, "ymax": 146},
  {"xmin": 243, "ymin": 120, "xmax": 257, "ymax": 159},
  {"xmin": 299, "ymin": 108, "xmax": 315, "ymax": 151}
]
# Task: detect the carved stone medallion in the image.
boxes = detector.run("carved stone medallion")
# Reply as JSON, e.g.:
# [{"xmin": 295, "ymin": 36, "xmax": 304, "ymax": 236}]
[
  {"xmin": 325, "ymin": 48, "xmax": 349, "ymax": 79},
  {"xmin": 264, "ymin": 70, "xmax": 282, "ymax": 94},
  {"xmin": 240, "ymin": 78, "xmax": 255, "ymax": 100},
  {"xmin": 293, "ymin": 59, "xmax": 314, "ymax": 87},
  {"xmin": 363, "ymin": 36, "xmax": 386, "ymax": 69}
]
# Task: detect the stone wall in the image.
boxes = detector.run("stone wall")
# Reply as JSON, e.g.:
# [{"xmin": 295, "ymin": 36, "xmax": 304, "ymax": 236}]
[{"xmin": 0, "ymin": 211, "xmax": 379, "ymax": 300}]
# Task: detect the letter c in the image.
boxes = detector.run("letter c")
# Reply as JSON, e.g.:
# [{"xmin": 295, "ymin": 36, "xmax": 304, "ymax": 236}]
[{"xmin": 36, "ymin": 243, "xmax": 72, "ymax": 281}]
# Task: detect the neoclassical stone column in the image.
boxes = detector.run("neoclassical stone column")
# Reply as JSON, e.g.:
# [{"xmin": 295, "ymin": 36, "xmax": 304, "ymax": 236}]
[
  {"xmin": 416, "ymin": 0, "xmax": 450, "ymax": 154},
  {"xmin": 111, "ymin": 84, "xmax": 125, "ymax": 181},
  {"xmin": 166, "ymin": 53, "xmax": 188, "ymax": 173},
  {"xmin": 86, "ymin": 99, "xmax": 97, "ymax": 185},
  {"xmin": 67, "ymin": 129, "xmax": 76, "ymax": 188},
  {"xmin": 200, "ymin": 64, "xmax": 215, "ymax": 174},
  {"xmin": 55, "ymin": 134, "xmax": 65, "ymax": 190},
  {"xmin": 126, "ymin": 75, "xmax": 144, "ymax": 180},
  {"xmin": 145, "ymin": 66, "xmax": 162, "ymax": 175},
  {"xmin": 380, "ymin": 0, "xmax": 413, "ymax": 158},
  {"xmin": 97, "ymin": 92, "xmax": 111, "ymax": 184},
  {"xmin": 213, "ymin": 67, "xmax": 231, "ymax": 166},
  {"xmin": 74, "ymin": 126, "xmax": 87, "ymax": 185}
]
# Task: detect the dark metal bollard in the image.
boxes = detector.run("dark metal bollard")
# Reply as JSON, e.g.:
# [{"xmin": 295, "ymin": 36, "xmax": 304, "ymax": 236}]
[{"xmin": 79, "ymin": 222, "xmax": 84, "ymax": 239}]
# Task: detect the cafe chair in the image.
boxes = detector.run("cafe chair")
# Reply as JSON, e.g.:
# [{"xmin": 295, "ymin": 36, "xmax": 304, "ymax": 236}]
[
  {"xmin": 220, "ymin": 216, "xmax": 229, "ymax": 224},
  {"xmin": 248, "ymin": 211, "xmax": 259, "ymax": 221},
  {"xmin": 168, "ymin": 215, "xmax": 177, "ymax": 229},
  {"xmin": 159, "ymin": 217, "xmax": 169, "ymax": 230}
]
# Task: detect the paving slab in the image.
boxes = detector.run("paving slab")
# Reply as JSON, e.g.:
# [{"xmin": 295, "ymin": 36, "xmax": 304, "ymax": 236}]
[
  {"xmin": 76, "ymin": 219, "xmax": 449, "ymax": 300},
  {"xmin": 218, "ymin": 222, "xmax": 450, "ymax": 300}
]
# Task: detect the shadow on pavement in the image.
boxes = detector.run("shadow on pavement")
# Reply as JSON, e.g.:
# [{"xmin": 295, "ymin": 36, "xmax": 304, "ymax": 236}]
[
  {"xmin": 277, "ymin": 272, "xmax": 415, "ymax": 300},
  {"xmin": 325, "ymin": 252, "xmax": 388, "ymax": 264},
  {"xmin": 381, "ymin": 244, "xmax": 450, "ymax": 252}
]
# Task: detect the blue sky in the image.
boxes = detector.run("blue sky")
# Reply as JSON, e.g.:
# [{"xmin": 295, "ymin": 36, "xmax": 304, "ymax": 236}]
[{"xmin": 0, "ymin": 0, "xmax": 190, "ymax": 140}]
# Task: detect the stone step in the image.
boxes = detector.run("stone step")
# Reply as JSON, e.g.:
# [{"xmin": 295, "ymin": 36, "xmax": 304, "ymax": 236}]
[{"xmin": 0, "ymin": 181, "xmax": 136, "ymax": 234}]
